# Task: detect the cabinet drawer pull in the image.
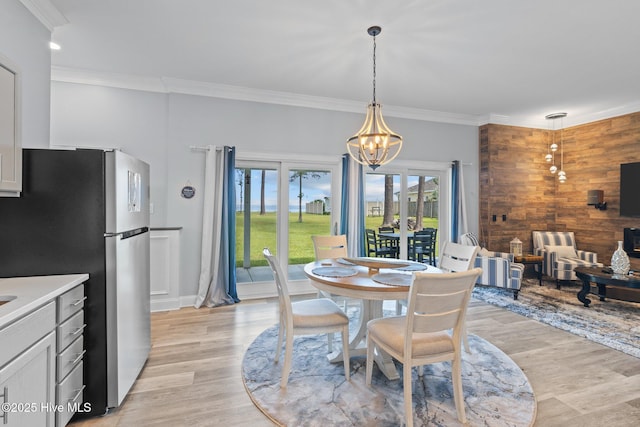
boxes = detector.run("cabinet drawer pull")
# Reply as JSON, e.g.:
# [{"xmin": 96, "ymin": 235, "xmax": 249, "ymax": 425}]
[
  {"xmin": 71, "ymin": 350, "xmax": 86, "ymax": 366},
  {"xmin": 70, "ymin": 324, "xmax": 86, "ymax": 337},
  {"xmin": 1, "ymin": 386, "xmax": 8, "ymax": 424},
  {"xmin": 72, "ymin": 296, "xmax": 87, "ymax": 307},
  {"xmin": 69, "ymin": 385, "xmax": 86, "ymax": 403}
]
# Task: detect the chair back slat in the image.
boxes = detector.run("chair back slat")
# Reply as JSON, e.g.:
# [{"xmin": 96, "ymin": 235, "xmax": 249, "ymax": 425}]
[
  {"xmin": 312, "ymin": 235, "xmax": 348, "ymax": 260},
  {"xmin": 438, "ymin": 241, "xmax": 479, "ymax": 272},
  {"xmin": 263, "ymin": 248, "xmax": 292, "ymax": 318}
]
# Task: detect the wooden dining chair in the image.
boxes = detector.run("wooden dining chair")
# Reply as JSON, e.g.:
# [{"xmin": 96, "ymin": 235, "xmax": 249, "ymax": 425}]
[
  {"xmin": 311, "ymin": 234, "xmax": 351, "ymax": 351},
  {"xmin": 438, "ymin": 241, "xmax": 480, "ymax": 352},
  {"xmin": 366, "ymin": 268, "xmax": 483, "ymax": 427},
  {"xmin": 263, "ymin": 248, "xmax": 350, "ymax": 388},
  {"xmin": 311, "ymin": 234, "xmax": 348, "ymax": 260},
  {"xmin": 438, "ymin": 240, "xmax": 479, "ymax": 273}
]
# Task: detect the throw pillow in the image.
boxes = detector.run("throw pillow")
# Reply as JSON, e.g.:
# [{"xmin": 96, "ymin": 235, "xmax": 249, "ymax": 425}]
[
  {"xmin": 544, "ymin": 245, "xmax": 577, "ymax": 259},
  {"xmin": 460, "ymin": 233, "xmax": 479, "ymax": 246}
]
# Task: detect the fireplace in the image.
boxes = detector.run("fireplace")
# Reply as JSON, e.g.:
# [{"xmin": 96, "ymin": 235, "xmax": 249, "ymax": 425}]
[{"xmin": 623, "ymin": 228, "xmax": 640, "ymax": 258}]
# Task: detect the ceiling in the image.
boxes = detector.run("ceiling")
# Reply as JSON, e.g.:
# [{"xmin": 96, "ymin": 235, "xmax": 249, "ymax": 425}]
[{"xmin": 33, "ymin": 0, "xmax": 640, "ymax": 128}]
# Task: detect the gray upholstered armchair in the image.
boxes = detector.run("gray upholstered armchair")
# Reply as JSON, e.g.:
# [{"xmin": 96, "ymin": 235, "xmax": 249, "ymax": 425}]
[
  {"xmin": 459, "ymin": 233, "xmax": 524, "ymax": 299},
  {"xmin": 532, "ymin": 231, "xmax": 602, "ymax": 286}
]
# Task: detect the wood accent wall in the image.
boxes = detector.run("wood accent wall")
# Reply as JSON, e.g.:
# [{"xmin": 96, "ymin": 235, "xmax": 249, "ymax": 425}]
[{"xmin": 479, "ymin": 112, "xmax": 640, "ymax": 270}]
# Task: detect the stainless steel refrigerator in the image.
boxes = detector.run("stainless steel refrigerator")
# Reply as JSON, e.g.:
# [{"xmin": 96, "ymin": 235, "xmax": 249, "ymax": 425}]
[{"xmin": 0, "ymin": 148, "xmax": 151, "ymax": 417}]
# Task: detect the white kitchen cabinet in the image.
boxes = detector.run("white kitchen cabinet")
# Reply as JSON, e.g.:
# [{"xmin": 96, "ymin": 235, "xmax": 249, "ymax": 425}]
[
  {"xmin": 0, "ymin": 276, "xmax": 87, "ymax": 427},
  {"xmin": 0, "ymin": 302, "xmax": 57, "ymax": 427},
  {"xmin": 0, "ymin": 55, "xmax": 22, "ymax": 196},
  {"xmin": 54, "ymin": 284, "xmax": 86, "ymax": 426}
]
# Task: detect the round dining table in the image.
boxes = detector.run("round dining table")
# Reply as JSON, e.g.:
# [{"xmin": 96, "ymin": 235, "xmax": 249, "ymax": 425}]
[{"xmin": 303, "ymin": 257, "xmax": 442, "ymax": 380}]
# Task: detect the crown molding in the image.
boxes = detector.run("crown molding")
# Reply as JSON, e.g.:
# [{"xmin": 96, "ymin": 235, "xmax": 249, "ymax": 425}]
[
  {"xmin": 50, "ymin": 67, "xmax": 640, "ymax": 129},
  {"xmin": 51, "ymin": 67, "xmax": 481, "ymax": 125},
  {"xmin": 20, "ymin": 0, "xmax": 68, "ymax": 31},
  {"xmin": 51, "ymin": 66, "xmax": 168, "ymax": 93}
]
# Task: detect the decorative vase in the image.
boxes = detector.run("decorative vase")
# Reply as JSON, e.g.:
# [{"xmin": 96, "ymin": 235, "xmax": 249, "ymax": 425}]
[{"xmin": 611, "ymin": 240, "xmax": 630, "ymax": 275}]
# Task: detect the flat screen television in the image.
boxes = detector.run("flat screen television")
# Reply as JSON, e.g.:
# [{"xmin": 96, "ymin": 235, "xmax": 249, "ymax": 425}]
[{"xmin": 620, "ymin": 162, "xmax": 640, "ymax": 217}]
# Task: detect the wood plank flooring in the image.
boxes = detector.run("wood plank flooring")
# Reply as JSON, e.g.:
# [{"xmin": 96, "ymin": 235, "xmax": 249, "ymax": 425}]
[{"xmin": 69, "ymin": 297, "xmax": 640, "ymax": 426}]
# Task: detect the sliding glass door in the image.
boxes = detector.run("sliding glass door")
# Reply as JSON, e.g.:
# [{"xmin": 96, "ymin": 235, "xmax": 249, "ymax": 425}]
[
  {"xmin": 364, "ymin": 169, "xmax": 443, "ymax": 260},
  {"xmin": 234, "ymin": 166, "xmax": 278, "ymax": 283},
  {"xmin": 234, "ymin": 159, "xmax": 340, "ymax": 287}
]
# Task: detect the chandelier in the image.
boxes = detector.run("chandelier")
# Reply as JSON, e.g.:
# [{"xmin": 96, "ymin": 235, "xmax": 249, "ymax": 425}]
[
  {"xmin": 347, "ymin": 26, "xmax": 402, "ymax": 170},
  {"xmin": 545, "ymin": 112, "xmax": 567, "ymax": 183}
]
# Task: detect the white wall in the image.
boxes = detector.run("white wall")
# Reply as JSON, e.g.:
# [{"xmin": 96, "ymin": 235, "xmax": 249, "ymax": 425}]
[
  {"xmin": 50, "ymin": 82, "xmax": 479, "ymax": 300},
  {"xmin": 0, "ymin": 0, "xmax": 51, "ymax": 148}
]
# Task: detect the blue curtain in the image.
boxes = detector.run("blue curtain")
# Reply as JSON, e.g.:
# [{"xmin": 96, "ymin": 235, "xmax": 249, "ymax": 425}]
[
  {"xmin": 340, "ymin": 154, "xmax": 365, "ymax": 257},
  {"xmin": 225, "ymin": 147, "xmax": 238, "ymax": 301},
  {"xmin": 451, "ymin": 159, "xmax": 469, "ymax": 243},
  {"xmin": 195, "ymin": 145, "xmax": 239, "ymax": 308},
  {"xmin": 451, "ymin": 160, "xmax": 460, "ymax": 242}
]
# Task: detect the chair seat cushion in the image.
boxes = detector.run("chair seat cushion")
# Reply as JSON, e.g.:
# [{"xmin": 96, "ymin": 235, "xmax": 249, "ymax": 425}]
[
  {"xmin": 292, "ymin": 298, "xmax": 349, "ymax": 328},
  {"xmin": 555, "ymin": 257, "xmax": 600, "ymax": 271},
  {"xmin": 367, "ymin": 316, "xmax": 454, "ymax": 357},
  {"xmin": 544, "ymin": 245, "xmax": 578, "ymax": 259}
]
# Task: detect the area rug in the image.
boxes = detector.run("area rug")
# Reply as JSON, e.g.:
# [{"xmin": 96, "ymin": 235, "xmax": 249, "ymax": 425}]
[
  {"xmin": 242, "ymin": 327, "xmax": 536, "ymax": 426},
  {"xmin": 471, "ymin": 279, "xmax": 640, "ymax": 358}
]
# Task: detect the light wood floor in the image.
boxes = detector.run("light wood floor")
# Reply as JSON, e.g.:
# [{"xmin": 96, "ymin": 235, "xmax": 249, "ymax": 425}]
[{"xmin": 69, "ymin": 296, "xmax": 640, "ymax": 427}]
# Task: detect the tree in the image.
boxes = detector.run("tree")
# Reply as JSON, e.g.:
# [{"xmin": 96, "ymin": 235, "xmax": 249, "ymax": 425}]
[
  {"xmin": 414, "ymin": 176, "xmax": 425, "ymax": 231},
  {"xmin": 260, "ymin": 169, "xmax": 266, "ymax": 215},
  {"xmin": 289, "ymin": 170, "xmax": 326, "ymax": 223},
  {"xmin": 236, "ymin": 169, "xmax": 245, "ymax": 211},
  {"xmin": 382, "ymin": 174, "xmax": 394, "ymax": 226}
]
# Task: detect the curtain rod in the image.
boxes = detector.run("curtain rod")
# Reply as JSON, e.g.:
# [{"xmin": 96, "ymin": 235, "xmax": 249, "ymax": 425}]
[
  {"xmin": 189, "ymin": 145, "xmax": 224, "ymax": 152},
  {"xmin": 189, "ymin": 145, "xmax": 210, "ymax": 152},
  {"xmin": 452, "ymin": 161, "xmax": 473, "ymax": 166}
]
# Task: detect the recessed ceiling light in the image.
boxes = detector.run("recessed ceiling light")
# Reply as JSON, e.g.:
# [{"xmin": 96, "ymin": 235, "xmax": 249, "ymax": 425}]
[{"xmin": 49, "ymin": 41, "xmax": 61, "ymax": 50}]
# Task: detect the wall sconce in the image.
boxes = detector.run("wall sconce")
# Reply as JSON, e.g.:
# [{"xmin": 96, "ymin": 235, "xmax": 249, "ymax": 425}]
[{"xmin": 587, "ymin": 190, "xmax": 607, "ymax": 210}]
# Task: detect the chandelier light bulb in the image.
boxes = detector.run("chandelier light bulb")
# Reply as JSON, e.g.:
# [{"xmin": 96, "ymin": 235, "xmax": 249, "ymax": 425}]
[
  {"xmin": 550, "ymin": 143, "xmax": 558, "ymax": 152},
  {"xmin": 550, "ymin": 165, "xmax": 557, "ymax": 174},
  {"xmin": 545, "ymin": 153, "xmax": 552, "ymax": 162}
]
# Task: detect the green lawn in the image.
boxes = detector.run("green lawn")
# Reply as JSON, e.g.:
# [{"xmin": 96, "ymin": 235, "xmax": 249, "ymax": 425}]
[{"xmin": 235, "ymin": 212, "xmax": 438, "ymax": 267}]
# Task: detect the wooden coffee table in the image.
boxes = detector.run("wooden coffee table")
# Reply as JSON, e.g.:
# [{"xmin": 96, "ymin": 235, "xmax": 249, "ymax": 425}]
[
  {"xmin": 514, "ymin": 255, "xmax": 543, "ymax": 285},
  {"xmin": 574, "ymin": 266, "xmax": 640, "ymax": 307}
]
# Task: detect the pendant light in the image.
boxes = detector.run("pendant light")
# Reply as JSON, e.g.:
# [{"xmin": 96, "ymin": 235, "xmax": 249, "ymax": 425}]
[
  {"xmin": 545, "ymin": 112, "xmax": 567, "ymax": 182},
  {"xmin": 347, "ymin": 26, "xmax": 402, "ymax": 170}
]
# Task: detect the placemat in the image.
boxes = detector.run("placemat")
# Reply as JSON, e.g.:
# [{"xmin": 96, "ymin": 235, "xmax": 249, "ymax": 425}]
[
  {"xmin": 371, "ymin": 273, "xmax": 413, "ymax": 286},
  {"xmin": 395, "ymin": 262, "xmax": 428, "ymax": 271},
  {"xmin": 311, "ymin": 267, "xmax": 357, "ymax": 278}
]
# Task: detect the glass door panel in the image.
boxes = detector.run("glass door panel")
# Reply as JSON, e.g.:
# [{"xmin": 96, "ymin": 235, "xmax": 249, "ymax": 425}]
[
  {"xmin": 408, "ymin": 174, "xmax": 440, "ymax": 261},
  {"xmin": 364, "ymin": 173, "xmax": 401, "ymax": 256},
  {"xmin": 287, "ymin": 169, "xmax": 332, "ymax": 279},
  {"xmin": 235, "ymin": 167, "xmax": 278, "ymax": 283}
]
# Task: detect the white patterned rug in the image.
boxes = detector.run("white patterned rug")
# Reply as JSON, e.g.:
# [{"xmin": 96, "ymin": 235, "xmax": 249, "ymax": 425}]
[
  {"xmin": 242, "ymin": 328, "xmax": 536, "ymax": 426},
  {"xmin": 472, "ymin": 279, "xmax": 640, "ymax": 358}
]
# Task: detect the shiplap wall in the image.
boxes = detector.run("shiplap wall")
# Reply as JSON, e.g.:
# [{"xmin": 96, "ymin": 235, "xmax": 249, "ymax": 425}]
[{"xmin": 480, "ymin": 112, "xmax": 640, "ymax": 270}]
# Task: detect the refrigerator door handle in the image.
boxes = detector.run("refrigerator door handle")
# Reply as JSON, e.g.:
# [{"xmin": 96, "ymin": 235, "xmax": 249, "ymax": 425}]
[{"xmin": 104, "ymin": 227, "xmax": 149, "ymax": 240}]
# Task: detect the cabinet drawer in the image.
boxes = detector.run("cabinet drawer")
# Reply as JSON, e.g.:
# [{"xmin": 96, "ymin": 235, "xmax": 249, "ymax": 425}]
[
  {"xmin": 57, "ymin": 336, "xmax": 84, "ymax": 382},
  {"xmin": 57, "ymin": 310, "xmax": 85, "ymax": 352},
  {"xmin": 57, "ymin": 284, "xmax": 86, "ymax": 322},
  {"xmin": 0, "ymin": 301, "xmax": 55, "ymax": 367},
  {"xmin": 56, "ymin": 361, "xmax": 84, "ymax": 427}
]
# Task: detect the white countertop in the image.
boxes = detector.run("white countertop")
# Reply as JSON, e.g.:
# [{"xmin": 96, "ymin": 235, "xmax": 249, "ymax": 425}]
[{"xmin": 0, "ymin": 274, "xmax": 89, "ymax": 327}]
